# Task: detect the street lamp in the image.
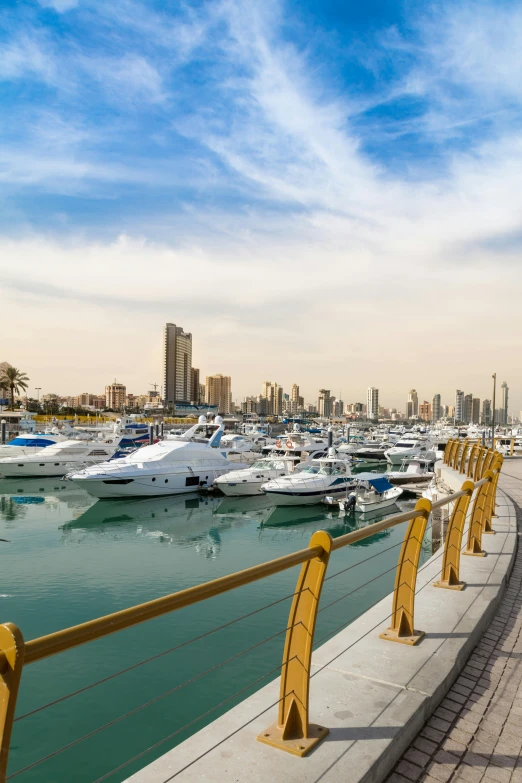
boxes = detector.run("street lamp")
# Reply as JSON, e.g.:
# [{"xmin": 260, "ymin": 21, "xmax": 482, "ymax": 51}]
[{"xmin": 491, "ymin": 373, "xmax": 496, "ymax": 448}]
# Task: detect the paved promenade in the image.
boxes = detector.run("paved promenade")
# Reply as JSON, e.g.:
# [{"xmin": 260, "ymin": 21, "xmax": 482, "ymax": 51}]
[{"xmin": 385, "ymin": 463, "xmax": 522, "ymax": 783}]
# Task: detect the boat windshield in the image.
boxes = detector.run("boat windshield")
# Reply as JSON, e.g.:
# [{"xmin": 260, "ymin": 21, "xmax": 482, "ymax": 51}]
[
  {"xmin": 252, "ymin": 460, "xmax": 286, "ymax": 470},
  {"xmin": 319, "ymin": 464, "xmax": 344, "ymax": 476},
  {"xmin": 301, "ymin": 465, "xmax": 320, "ymax": 474}
]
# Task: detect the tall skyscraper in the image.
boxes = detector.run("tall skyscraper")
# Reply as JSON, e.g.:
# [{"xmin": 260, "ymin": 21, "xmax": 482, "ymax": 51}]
[
  {"xmin": 463, "ymin": 394, "xmax": 473, "ymax": 424},
  {"xmin": 163, "ymin": 323, "xmax": 192, "ymax": 407},
  {"xmin": 407, "ymin": 389, "xmax": 418, "ymax": 419},
  {"xmin": 190, "ymin": 368, "xmax": 200, "ymax": 403},
  {"xmin": 455, "ymin": 390, "xmax": 464, "ymax": 422},
  {"xmin": 205, "ymin": 374, "xmax": 232, "ymax": 413},
  {"xmin": 481, "ymin": 399, "xmax": 492, "ymax": 425},
  {"xmin": 501, "ymin": 381, "xmax": 509, "ymax": 425},
  {"xmin": 291, "ymin": 384, "xmax": 299, "ymax": 402},
  {"xmin": 432, "ymin": 394, "xmax": 441, "ymax": 422},
  {"xmin": 261, "ymin": 382, "xmax": 283, "ymax": 416},
  {"xmin": 472, "ymin": 398, "xmax": 480, "ymax": 424},
  {"xmin": 367, "ymin": 387, "xmax": 379, "ymax": 419},
  {"xmin": 318, "ymin": 389, "xmax": 331, "ymax": 418}
]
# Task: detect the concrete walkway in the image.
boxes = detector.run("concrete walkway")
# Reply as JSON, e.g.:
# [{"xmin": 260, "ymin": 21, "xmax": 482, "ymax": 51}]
[{"xmin": 385, "ymin": 462, "xmax": 522, "ymax": 783}]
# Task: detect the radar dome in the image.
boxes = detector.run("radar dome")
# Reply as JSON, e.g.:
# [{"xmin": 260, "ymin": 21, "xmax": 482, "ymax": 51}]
[
  {"xmin": 214, "ymin": 415, "xmax": 224, "ymax": 426},
  {"xmin": 198, "ymin": 415, "xmax": 207, "ymax": 424}
]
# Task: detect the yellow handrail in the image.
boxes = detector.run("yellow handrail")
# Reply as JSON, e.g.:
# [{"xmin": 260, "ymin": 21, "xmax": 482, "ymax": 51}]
[{"xmin": 0, "ymin": 451, "xmax": 505, "ymax": 773}]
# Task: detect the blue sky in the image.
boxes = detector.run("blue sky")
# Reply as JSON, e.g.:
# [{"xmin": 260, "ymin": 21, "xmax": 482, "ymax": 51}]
[{"xmin": 1, "ymin": 0, "xmax": 521, "ymax": 410}]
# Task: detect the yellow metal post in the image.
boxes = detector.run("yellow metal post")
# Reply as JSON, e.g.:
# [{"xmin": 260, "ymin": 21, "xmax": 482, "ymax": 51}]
[
  {"xmin": 444, "ymin": 440, "xmax": 453, "ymax": 465},
  {"xmin": 484, "ymin": 457, "xmax": 503, "ymax": 532},
  {"xmin": 258, "ymin": 530, "xmax": 332, "ymax": 757},
  {"xmin": 459, "ymin": 440, "xmax": 470, "ymax": 474},
  {"xmin": 466, "ymin": 444, "xmax": 479, "ymax": 478},
  {"xmin": 483, "ymin": 449, "xmax": 495, "ymax": 474},
  {"xmin": 0, "ymin": 623, "xmax": 25, "ymax": 780},
  {"xmin": 434, "ymin": 482, "xmax": 474, "ymax": 590},
  {"xmin": 380, "ymin": 498, "xmax": 432, "ymax": 646},
  {"xmin": 463, "ymin": 475, "xmax": 492, "ymax": 557},
  {"xmin": 474, "ymin": 447, "xmax": 486, "ymax": 481},
  {"xmin": 449, "ymin": 440, "xmax": 460, "ymax": 468}
]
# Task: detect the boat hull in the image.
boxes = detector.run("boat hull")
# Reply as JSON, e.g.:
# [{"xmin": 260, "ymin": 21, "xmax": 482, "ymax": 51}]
[
  {"xmin": 71, "ymin": 465, "xmax": 247, "ymax": 498},
  {"xmin": 216, "ymin": 481, "xmax": 265, "ymax": 497},
  {"xmin": 262, "ymin": 483, "xmax": 356, "ymax": 507}
]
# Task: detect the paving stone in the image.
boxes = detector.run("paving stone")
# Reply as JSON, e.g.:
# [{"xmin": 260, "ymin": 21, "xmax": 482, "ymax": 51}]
[
  {"xmin": 414, "ymin": 736, "xmax": 439, "ymax": 756},
  {"xmin": 396, "ymin": 760, "xmax": 424, "ymax": 781},
  {"xmin": 404, "ymin": 748, "xmax": 431, "ymax": 769}
]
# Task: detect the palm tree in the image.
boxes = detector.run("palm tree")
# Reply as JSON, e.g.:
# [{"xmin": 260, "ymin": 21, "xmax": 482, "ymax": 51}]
[{"xmin": 0, "ymin": 366, "xmax": 29, "ymax": 410}]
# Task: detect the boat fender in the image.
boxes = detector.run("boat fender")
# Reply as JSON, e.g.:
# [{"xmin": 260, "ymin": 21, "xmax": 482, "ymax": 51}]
[
  {"xmin": 286, "ymin": 439, "xmax": 293, "ymax": 448},
  {"xmin": 276, "ymin": 439, "xmax": 281, "ymax": 447}
]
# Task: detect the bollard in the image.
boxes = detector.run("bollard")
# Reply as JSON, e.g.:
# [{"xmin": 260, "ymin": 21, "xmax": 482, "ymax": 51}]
[
  {"xmin": 434, "ymin": 481, "xmax": 474, "ymax": 590},
  {"xmin": 0, "ymin": 624, "xmax": 25, "ymax": 779},
  {"xmin": 0, "ymin": 420, "xmax": 5, "ymax": 446},
  {"xmin": 380, "ymin": 498, "xmax": 432, "ymax": 645},
  {"xmin": 160, "ymin": 422, "xmax": 164, "ymax": 438},
  {"xmin": 149, "ymin": 425, "xmax": 154, "ymax": 445},
  {"xmin": 463, "ymin": 474, "xmax": 492, "ymax": 556},
  {"xmin": 258, "ymin": 531, "xmax": 332, "ymax": 756}
]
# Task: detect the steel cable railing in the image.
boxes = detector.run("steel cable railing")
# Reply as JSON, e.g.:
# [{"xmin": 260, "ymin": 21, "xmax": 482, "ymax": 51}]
[
  {"xmin": 7, "ymin": 632, "xmax": 300, "ymax": 780},
  {"xmin": 14, "ymin": 588, "xmax": 303, "ymax": 723},
  {"xmin": 0, "ymin": 450, "xmax": 504, "ymax": 782}
]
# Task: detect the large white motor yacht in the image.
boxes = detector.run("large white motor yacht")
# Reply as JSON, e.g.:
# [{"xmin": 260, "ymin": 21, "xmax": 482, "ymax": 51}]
[
  {"xmin": 261, "ymin": 452, "xmax": 356, "ymax": 506},
  {"xmin": 0, "ymin": 435, "xmax": 123, "ymax": 478},
  {"xmin": 67, "ymin": 418, "xmax": 249, "ymax": 498},
  {"xmin": 384, "ymin": 437, "xmax": 432, "ymax": 466}
]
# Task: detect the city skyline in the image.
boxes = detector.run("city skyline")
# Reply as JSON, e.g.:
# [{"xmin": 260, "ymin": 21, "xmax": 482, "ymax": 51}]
[{"xmin": 2, "ymin": 1, "xmax": 522, "ymax": 411}]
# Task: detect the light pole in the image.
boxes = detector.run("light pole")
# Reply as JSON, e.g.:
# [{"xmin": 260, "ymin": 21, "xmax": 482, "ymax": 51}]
[{"xmin": 491, "ymin": 373, "xmax": 496, "ymax": 448}]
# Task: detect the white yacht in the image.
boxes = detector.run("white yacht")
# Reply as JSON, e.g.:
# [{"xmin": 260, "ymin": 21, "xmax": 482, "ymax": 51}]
[
  {"xmin": 261, "ymin": 453, "xmax": 356, "ymax": 506},
  {"xmin": 67, "ymin": 418, "xmax": 249, "ymax": 498},
  {"xmin": 384, "ymin": 437, "xmax": 431, "ymax": 466},
  {"xmin": 0, "ymin": 431, "xmax": 71, "ymax": 460},
  {"xmin": 214, "ymin": 456, "xmax": 306, "ymax": 497},
  {"xmin": 386, "ymin": 457, "xmax": 435, "ymax": 485},
  {"xmin": 0, "ymin": 435, "xmax": 123, "ymax": 478}
]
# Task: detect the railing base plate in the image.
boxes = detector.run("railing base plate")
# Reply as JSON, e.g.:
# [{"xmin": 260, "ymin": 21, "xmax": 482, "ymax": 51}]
[
  {"xmin": 463, "ymin": 550, "xmax": 486, "ymax": 557},
  {"xmin": 433, "ymin": 580, "xmax": 466, "ymax": 591},
  {"xmin": 483, "ymin": 530, "xmax": 496, "ymax": 535},
  {"xmin": 379, "ymin": 628, "xmax": 425, "ymax": 646},
  {"xmin": 257, "ymin": 723, "xmax": 328, "ymax": 757}
]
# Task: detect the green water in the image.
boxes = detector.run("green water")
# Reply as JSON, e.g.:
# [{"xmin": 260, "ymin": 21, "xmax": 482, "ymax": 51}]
[{"xmin": 0, "ymin": 476, "xmax": 430, "ymax": 782}]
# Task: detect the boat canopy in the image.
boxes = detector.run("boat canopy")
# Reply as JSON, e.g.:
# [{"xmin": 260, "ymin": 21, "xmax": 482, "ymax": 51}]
[{"xmin": 368, "ymin": 477, "xmax": 394, "ymax": 492}]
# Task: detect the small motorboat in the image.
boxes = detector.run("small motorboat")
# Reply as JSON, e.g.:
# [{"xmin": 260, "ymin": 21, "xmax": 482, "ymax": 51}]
[{"xmin": 353, "ymin": 476, "xmax": 403, "ymax": 513}]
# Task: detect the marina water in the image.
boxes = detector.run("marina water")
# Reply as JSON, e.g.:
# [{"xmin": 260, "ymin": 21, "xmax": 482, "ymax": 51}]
[{"xmin": 1, "ymin": 475, "xmax": 431, "ymax": 782}]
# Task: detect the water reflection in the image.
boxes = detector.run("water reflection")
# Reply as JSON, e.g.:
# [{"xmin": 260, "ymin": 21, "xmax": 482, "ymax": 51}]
[{"xmin": 60, "ymin": 493, "xmax": 254, "ymax": 559}]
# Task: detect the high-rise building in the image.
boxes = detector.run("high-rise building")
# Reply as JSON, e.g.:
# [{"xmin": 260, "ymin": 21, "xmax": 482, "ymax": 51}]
[
  {"xmin": 455, "ymin": 390, "xmax": 464, "ymax": 422},
  {"xmin": 419, "ymin": 401, "xmax": 432, "ymax": 422},
  {"xmin": 432, "ymin": 394, "xmax": 441, "ymax": 422},
  {"xmin": 367, "ymin": 387, "xmax": 379, "ymax": 419},
  {"xmin": 190, "ymin": 368, "xmax": 200, "ymax": 404},
  {"xmin": 333, "ymin": 398, "xmax": 344, "ymax": 417},
  {"xmin": 480, "ymin": 399, "xmax": 491, "ymax": 425},
  {"xmin": 501, "ymin": 381, "xmax": 509, "ymax": 425},
  {"xmin": 205, "ymin": 374, "xmax": 232, "ymax": 414},
  {"xmin": 291, "ymin": 384, "xmax": 299, "ymax": 403},
  {"xmin": 463, "ymin": 394, "xmax": 473, "ymax": 424},
  {"xmin": 318, "ymin": 389, "xmax": 331, "ymax": 418},
  {"xmin": 261, "ymin": 382, "xmax": 283, "ymax": 416},
  {"xmin": 105, "ymin": 380, "xmax": 126, "ymax": 409},
  {"xmin": 472, "ymin": 398, "xmax": 480, "ymax": 424},
  {"xmin": 407, "ymin": 389, "xmax": 419, "ymax": 419},
  {"xmin": 163, "ymin": 323, "xmax": 192, "ymax": 407}
]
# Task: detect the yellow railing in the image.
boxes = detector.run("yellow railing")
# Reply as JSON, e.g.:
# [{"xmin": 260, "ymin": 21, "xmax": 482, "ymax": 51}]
[{"xmin": 0, "ymin": 446, "xmax": 504, "ymax": 777}]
